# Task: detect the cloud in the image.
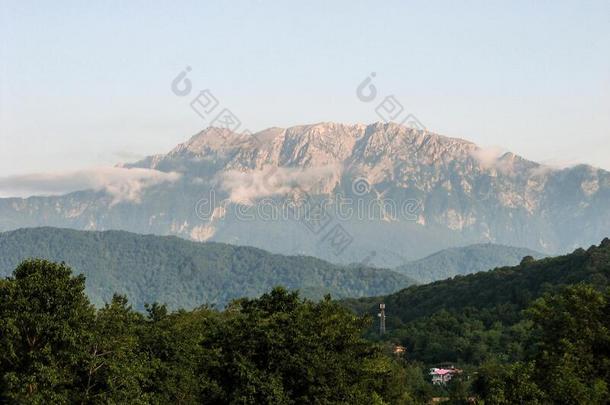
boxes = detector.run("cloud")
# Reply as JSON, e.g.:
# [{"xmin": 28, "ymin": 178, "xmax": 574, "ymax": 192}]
[
  {"xmin": 529, "ymin": 159, "xmax": 597, "ymax": 178},
  {"xmin": 471, "ymin": 147, "xmax": 592, "ymax": 178},
  {"xmin": 220, "ymin": 165, "xmax": 339, "ymax": 204},
  {"xmin": 470, "ymin": 146, "xmax": 508, "ymax": 168},
  {"xmin": 0, "ymin": 167, "xmax": 181, "ymax": 203},
  {"xmin": 470, "ymin": 146, "xmax": 521, "ymax": 176}
]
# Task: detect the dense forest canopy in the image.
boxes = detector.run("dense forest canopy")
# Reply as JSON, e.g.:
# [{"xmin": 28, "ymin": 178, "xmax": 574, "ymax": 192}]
[
  {"xmin": 0, "ymin": 259, "xmax": 419, "ymax": 404},
  {"xmin": 1, "ymin": 238, "xmax": 608, "ymax": 403},
  {"xmin": 343, "ymin": 239, "xmax": 610, "ymax": 325},
  {"xmin": 343, "ymin": 239, "xmax": 610, "ymax": 403},
  {"xmin": 0, "ymin": 227, "xmax": 414, "ymax": 310}
]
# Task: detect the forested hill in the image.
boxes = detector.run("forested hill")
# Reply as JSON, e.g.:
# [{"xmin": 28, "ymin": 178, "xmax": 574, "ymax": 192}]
[
  {"xmin": 340, "ymin": 238, "xmax": 610, "ymax": 396},
  {"xmin": 344, "ymin": 238, "xmax": 610, "ymax": 326},
  {"xmin": 0, "ymin": 227, "xmax": 415, "ymax": 310},
  {"xmin": 395, "ymin": 243, "xmax": 545, "ymax": 284}
]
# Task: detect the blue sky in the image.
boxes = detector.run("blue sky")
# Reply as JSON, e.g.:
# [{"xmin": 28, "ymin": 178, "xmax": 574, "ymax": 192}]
[{"xmin": 1, "ymin": 0, "xmax": 609, "ymax": 178}]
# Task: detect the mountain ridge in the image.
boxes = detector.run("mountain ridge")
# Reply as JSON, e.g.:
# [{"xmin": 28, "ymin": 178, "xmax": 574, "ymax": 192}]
[
  {"xmin": 0, "ymin": 227, "xmax": 416, "ymax": 310},
  {"xmin": 395, "ymin": 243, "xmax": 546, "ymax": 283},
  {"xmin": 343, "ymin": 237, "xmax": 610, "ymax": 327},
  {"xmin": 339, "ymin": 237, "xmax": 610, "ymax": 374},
  {"xmin": 1, "ymin": 122, "xmax": 609, "ymax": 266}
]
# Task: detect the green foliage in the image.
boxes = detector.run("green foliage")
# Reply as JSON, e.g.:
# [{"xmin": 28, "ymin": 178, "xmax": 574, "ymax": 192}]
[
  {"xmin": 196, "ymin": 288, "xmax": 389, "ymax": 403},
  {"xmin": 473, "ymin": 361, "xmax": 544, "ymax": 404},
  {"xmin": 345, "ymin": 239, "xmax": 610, "ymax": 403},
  {"xmin": 473, "ymin": 285, "xmax": 610, "ymax": 404},
  {"xmin": 0, "ymin": 259, "xmax": 94, "ymax": 403},
  {"xmin": 526, "ymin": 284, "xmax": 610, "ymax": 404},
  {"xmin": 138, "ymin": 305, "xmax": 223, "ymax": 403},
  {"xmin": 0, "ymin": 227, "xmax": 415, "ymax": 310},
  {"xmin": 446, "ymin": 374, "xmax": 470, "ymax": 405},
  {"xmin": 0, "ymin": 261, "xmax": 421, "ymax": 404},
  {"xmin": 80, "ymin": 294, "xmax": 149, "ymax": 403},
  {"xmin": 1, "ymin": 238, "xmax": 609, "ymax": 403},
  {"xmin": 343, "ymin": 239, "xmax": 610, "ymax": 365}
]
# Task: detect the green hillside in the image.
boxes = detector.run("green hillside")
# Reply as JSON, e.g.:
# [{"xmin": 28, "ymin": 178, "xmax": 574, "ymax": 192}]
[
  {"xmin": 0, "ymin": 227, "xmax": 415, "ymax": 310},
  {"xmin": 341, "ymin": 239, "xmax": 610, "ymax": 402},
  {"xmin": 343, "ymin": 238, "xmax": 610, "ymax": 363},
  {"xmin": 396, "ymin": 243, "xmax": 545, "ymax": 283}
]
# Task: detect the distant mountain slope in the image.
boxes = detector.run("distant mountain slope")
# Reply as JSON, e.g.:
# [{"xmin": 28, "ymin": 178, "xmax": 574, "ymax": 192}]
[
  {"xmin": 342, "ymin": 238, "xmax": 610, "ymax": 369},
  {"xmin": 396, "ymin": 243, "xmax": 545, "ymax": 283},
  {"xmin": 0, "ymin": 228, "xmax": 415, "ymax": 310},
  {"xmin": 344, "ymin": 238, "xmax": 610, "ymax": 326},
  {"xmin": 1, "ymin": 122, "xmax": 609, "ymax": 266}
]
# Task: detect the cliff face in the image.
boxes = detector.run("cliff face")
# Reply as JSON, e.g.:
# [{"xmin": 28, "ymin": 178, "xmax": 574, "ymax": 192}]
[{"xmin": 1, "ymin": 122, "xmax": 608, "ymax": 267}]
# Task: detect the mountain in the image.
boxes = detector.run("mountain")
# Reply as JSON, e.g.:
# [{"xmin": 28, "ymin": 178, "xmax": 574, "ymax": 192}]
[
  {"xmin": 343, "ymin": 238, "xmax": 610, "ymax": 326},
  {"xmin": 396, "ymin": 243, "xmax": 545, "ymax": 283},
  {"xmin": 0, "ymin": 227, "xmax": 414, "ymax": 310},
  {"xmin": 341, "ymin": 238, "xmax": 610, "ymax": 364},
  {"xmin": 1, "ymin": 122, "xmax": 609, "ymax": 266}
]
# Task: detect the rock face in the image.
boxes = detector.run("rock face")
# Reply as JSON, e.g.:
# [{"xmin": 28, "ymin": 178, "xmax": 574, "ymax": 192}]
[{"xmin": 1, "ymin": 122, "xmax": 609, "ymax": 267}]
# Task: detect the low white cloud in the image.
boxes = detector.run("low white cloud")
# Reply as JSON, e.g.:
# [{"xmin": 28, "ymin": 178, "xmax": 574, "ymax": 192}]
[
  {"xmin": 220, "ymin": 165, "xmax": 339, "ymax": 204},
  {"xmin": 470, "ymin": 146, "xmax": 508, "ymax": 169},
  {"xmin": 472, "ymin": 147, "xmax": 590, "ymax": 178},
  {"xmin": 470, "ymin": 146, "xmax": 520, "ymax": 175},
  {"xmin": 0, "ymin": 167, "xmax": 181, "ymax": 204}
]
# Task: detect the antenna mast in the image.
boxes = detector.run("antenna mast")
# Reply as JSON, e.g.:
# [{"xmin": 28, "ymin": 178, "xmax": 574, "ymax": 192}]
[{"xmin": 378, "ymin": 303, "xmax": 386, "ymax": 335}]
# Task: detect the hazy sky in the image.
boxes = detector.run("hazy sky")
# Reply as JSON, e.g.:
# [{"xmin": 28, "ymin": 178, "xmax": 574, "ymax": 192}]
[{"xmin": 1, "ymin": 0, "xmax": 609, "ymax": 179}]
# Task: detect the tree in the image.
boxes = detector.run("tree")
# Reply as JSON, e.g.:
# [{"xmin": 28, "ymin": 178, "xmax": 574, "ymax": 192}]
[
  {"xmin": 0, "ymin": 259, "xmax": 95, "ymax": 404},
  {"xmin": 472, "ymin": 361, "xmax": 508, "ymax": 404},
  {"xmin": 472, "ymin": 361, "xmax": 543, "ymax": 404},
  {"xmin": 447, "ymin": 374, "xmax": 469, "ymax": 404},
  {"xmin": 139, "ymin": 305, "xmax": 222, "ymax": 404},
  {"xmin": 78, "ymin": 294, "xmax": 148, "ymax": 404},
  {"xmin": 527, "ymin": 284, "xmax": 610, "ymax": 404},
  {"xmin": 199, "ymin": 288, "xmax": 397, "ymax": 404}
]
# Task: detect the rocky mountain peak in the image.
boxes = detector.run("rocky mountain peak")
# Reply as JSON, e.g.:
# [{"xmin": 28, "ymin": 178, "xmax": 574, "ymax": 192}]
[
  {"xmin": 144, "ymin": 122, "xmax": 488, "ymax": 173},
  {"xmin": 2, "ymin": 121, "xmax": 608, "ymax": 267}
]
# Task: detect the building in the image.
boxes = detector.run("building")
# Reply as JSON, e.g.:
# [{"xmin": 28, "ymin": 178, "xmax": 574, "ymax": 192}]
[
  {"xmin": 392, "ymin": 344, "xmax": 406, "ymax": 356},
  {"xmin": 429, "ymin": 367, "xmax": 462, "ymax": 385}
]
